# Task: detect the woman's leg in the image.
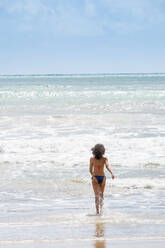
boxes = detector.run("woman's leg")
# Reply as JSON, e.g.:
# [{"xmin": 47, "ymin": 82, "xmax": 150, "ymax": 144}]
[
  {"xmin": 99, "ymin": 177, "xmax": 106, "ymax": 212},
  {"xmin": 92, "ymin": 177, "xmax": 100, "ymax": 214}
]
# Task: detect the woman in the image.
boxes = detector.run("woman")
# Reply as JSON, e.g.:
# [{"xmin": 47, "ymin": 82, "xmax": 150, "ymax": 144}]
[{"xmin": 89, "ymin": 144, "xmax": 115, "ymax": 214}]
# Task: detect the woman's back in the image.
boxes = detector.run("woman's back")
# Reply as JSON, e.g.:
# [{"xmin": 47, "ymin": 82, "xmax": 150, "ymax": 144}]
[{"xmin": 91, "ymin": 157, "xmax": 105, "ymax": 176}]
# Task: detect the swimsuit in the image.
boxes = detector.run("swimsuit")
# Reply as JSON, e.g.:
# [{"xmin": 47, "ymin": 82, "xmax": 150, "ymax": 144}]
[{"xmin": 94, "ymin": 176, "xmax": 105, "ymax": 185}]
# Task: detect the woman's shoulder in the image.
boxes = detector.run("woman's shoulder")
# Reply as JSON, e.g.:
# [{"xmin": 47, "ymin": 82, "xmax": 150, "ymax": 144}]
[
  {"xmin": 103, "ymin": 156, "xmax": 108, "ymax": 161},
  {"xmin": 90, "ymin": 157, "xmax": 94, "ymax": 161}
]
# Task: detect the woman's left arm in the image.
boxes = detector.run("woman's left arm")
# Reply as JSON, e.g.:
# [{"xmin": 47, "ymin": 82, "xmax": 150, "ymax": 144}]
[{"xmin": 89, "ymin": 158, "xmax": 94, "ymax": 176}]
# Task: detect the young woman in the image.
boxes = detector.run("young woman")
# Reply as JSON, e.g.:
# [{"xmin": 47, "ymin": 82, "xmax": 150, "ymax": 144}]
[{"xmin": 89, "ymin": 144, "xmax": 115, "ymax": 214}]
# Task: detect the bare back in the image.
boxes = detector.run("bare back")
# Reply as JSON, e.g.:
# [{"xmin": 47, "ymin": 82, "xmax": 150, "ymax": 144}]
[{"xmin": 90, "ymin": 157, "xmax": 106, "ymax": 176}]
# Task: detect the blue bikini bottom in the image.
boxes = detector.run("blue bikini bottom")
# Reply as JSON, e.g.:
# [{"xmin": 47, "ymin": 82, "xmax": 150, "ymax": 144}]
[{"xmin": 94, "ymin": 176, "xmax": 105, "ymax": 185}]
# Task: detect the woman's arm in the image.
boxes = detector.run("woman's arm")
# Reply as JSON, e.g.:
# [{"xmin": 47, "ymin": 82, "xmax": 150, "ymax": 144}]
[
  {"xmin": 105, "ymin": 158, "xmax": 115, "ymax": 179},
  {"xmin": 89, "ymin": 157, "xmax": 94, "ymax": 176}
]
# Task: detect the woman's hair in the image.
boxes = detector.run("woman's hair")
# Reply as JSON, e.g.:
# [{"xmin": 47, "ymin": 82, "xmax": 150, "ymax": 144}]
[{"xmin": 91, "ymin": 144, "xmax": 105, "ymax": 160}]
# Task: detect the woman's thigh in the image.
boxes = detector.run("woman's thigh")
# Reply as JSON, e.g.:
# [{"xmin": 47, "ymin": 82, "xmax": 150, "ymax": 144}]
[
  {"xmin": 92, "ymin": 177, "xmax": 100, "ymax": 195},
  {"xmin": 100, "ymin": 177, "xmax": 106, "ymax": 194}
]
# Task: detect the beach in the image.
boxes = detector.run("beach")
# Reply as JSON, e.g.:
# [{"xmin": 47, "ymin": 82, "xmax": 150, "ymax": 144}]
[
  {"xmin": 0, "ymin": 74, "xmax": 165, "ymax": 247},
  {"xmin": 1, "ymin": 202, "xmax": 165, "ymax": 248}
]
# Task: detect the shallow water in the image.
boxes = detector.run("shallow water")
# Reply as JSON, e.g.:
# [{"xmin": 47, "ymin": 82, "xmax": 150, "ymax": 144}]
[{"xmin": 0, "ymin": 74, "xmax": 165, "ymax": 243}]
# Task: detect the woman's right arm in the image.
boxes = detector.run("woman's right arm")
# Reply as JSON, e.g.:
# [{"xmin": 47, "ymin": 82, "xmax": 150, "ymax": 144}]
[{"xmin": 105, "ymin": 158, "xmax": 115, "ymax": 179}]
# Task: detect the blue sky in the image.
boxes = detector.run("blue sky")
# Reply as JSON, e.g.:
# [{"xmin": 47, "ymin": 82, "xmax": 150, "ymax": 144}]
[{"xmin": 0, "ymin": 0, "xmax": 165, "ymax": 74}]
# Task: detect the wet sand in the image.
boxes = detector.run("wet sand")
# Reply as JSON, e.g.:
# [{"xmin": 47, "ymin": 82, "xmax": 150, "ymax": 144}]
[
  {"xmin": 0, "ymin": 213, "xmax": 164, "ymax": 248},
  {"xmin": 1, "ymin": 238, "xmax": 165, "ymax": 248}
]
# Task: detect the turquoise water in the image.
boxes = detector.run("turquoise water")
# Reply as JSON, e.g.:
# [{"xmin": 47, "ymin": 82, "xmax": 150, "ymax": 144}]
[
  {"xmin": 0, "ymin": 74, "xmax": 165, "ymax": 242},
  {"xmin": 1, "ymin": 73, "xmax": 165, "ymax": 114}
]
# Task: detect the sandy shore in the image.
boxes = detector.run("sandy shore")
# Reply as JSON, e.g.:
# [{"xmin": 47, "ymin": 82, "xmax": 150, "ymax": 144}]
[
  {"xmin": 0, "ymin": 214, "xmax": 164, "ymax": 248},
  {"xmin": 0, "ymin": 198, "xmax": 164, "ymax": 248}
]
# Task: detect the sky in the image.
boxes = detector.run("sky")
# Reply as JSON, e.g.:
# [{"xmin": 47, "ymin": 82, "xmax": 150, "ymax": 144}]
[{"xmin": 0, "ymin": 0, "xmax": 165, "ymax": 74}]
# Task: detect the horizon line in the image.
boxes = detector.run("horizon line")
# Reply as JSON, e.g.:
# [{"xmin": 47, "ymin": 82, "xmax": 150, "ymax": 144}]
[{"xmin": 0, "ymin": 72, "xmax": 165, "ymax": 77}]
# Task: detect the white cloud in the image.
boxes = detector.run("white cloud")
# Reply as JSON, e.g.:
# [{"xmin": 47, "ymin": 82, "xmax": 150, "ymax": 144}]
[
  {"xmin": 0, "ymin": 0, "xmax": 44, "ymax": 14},
  {"xmin": 0, "ymin": 0, "xmax": 104, "ymax": 35},
  {"xmin": 104, "ymin": 0, "xmax": 165, "ymax": 25},
  {"xmin": 0, "ymin": 0, "xmax": 165, "ymax": 35},
  {"xmin": 85, "ymin": 0, "xmax": 97, "ymax": 17}
]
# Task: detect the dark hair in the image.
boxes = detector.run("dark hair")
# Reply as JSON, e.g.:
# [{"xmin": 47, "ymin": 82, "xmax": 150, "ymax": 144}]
[{"xmin": 91, "ymin": 144, "xmax": 105, "ymax": 160}]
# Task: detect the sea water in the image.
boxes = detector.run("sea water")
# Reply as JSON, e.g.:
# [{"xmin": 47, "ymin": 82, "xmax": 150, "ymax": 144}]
[{"xmin": 0, "ymin": 74, "xmax": 165, "ymax": 244}]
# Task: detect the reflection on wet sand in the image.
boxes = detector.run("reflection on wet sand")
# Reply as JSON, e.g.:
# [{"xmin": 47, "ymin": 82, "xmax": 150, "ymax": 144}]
[{"xmin": 94, "ymin": 222, "xmax": 106, "ymax": 248}]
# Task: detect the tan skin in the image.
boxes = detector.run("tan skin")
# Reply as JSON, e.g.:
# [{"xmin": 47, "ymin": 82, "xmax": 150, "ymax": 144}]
[{"xmin": 89, "ymin": 157, "xmax": 115, "ymax": 214}]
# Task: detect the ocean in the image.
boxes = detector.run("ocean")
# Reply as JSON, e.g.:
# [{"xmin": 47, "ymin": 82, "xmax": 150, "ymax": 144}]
[{"xmin": 0, "ymin": 73, "xmax": 165, "ymax": 247}]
